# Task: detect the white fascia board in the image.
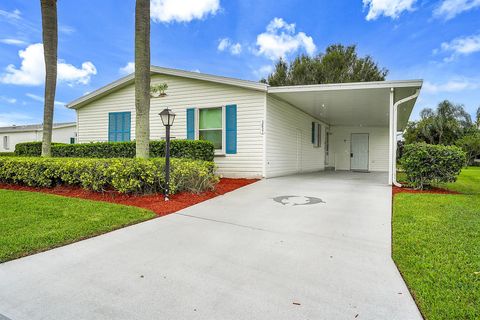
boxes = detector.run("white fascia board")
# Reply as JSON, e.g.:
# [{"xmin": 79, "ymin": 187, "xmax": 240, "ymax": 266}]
[{"xmin": 267, "ymin": 79, "xmax": 423, "ymax": 94}]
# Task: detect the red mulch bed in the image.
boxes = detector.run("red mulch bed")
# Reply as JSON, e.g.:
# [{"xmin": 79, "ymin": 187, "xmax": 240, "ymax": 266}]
[
  {"xmin": 0, "ymin": 178, "xmax": 258, "ymax": 216},
  {"xmin": 393, "ymin": 185, "xmax": 460, "ymax": 196}
]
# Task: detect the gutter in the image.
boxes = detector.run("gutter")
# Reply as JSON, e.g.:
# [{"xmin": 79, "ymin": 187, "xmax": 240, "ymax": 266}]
[{"xmin": 392, "ymin": 89, "xmax": 420, "ymax": 187}]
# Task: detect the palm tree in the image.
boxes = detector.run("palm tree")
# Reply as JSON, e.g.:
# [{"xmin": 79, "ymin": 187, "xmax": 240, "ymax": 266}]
[
  {"xmin": 135, "ymin": 0, "xmax": 151, "ymax": 158},
  {"xmin": 476, "ymin": 106, "xmax": 480, "ymax": 129},
  {"xmin": 40, "ymin": 0, "xmax": 57, "ymax": 157}
]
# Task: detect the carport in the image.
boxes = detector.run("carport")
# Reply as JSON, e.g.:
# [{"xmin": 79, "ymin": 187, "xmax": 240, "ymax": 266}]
[{"xmin": 267, "ymin": 80, "xmax": 423, "ymax": 185}]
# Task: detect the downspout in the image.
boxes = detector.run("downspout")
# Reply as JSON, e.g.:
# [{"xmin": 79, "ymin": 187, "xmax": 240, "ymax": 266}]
[{"xmin": 392, "ymin": 89, "xmax": 420, "ymax": 187}]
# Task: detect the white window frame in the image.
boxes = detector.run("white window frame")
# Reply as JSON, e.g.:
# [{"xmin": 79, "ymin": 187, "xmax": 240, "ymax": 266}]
[
  {"xmin": 3, "ymin": 135, "xmax": 9, "ymax": 150},
  {"xmin": 195, "ymin": 106, "xmax": 226, "ymax": 155}
]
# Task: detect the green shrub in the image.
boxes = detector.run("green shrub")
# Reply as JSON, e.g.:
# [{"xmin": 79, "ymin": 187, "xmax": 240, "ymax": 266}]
[
  {"xmin": 14, "ymin": 142, "xmax": 66, "ymax": 157},
  {"xmin": 0, "ymin": 152, "xmax": 15, "ymax": 157},
  {"xmin": 0, "ymin": 157, "xmax": 218, "ymax": 194},
  {"xmin": 401, "ymin": 143, "xmax": 466, "ymax": 189},
  {"xmin": 14, "ymin": 140, "xmax": 215, "ymax": 161}
]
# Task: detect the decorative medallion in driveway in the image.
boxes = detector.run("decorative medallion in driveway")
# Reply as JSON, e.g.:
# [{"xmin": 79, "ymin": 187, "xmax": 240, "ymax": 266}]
[
  {"xmin": 273, "ymin": 195, "xmax": 326, "ymax": 206},
  {"xmin": 0, "ymin": 171, "xmax": 422, "ymax": 320}
]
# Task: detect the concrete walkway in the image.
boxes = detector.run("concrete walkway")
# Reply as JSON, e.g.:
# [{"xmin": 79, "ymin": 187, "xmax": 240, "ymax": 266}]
[{"xmin": 0, "ymin": 172, "xmax": 422, "ymax": 320}]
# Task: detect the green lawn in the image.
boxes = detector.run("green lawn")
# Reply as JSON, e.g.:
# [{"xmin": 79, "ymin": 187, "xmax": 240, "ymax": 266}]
[
  {"xmin": 397, "ymin": 166, "xmax": 480, "ymax": 194},
  {"xmin": 0, "ymin": 189, "xmax": 156, "ymax": 262},
  {"xmin": 436, "ymin": 166, "xmax": 480, "ymax": 194},
  {"xmin": 393, "ymin": 167, "xmax": 480, "ymax": 319}
]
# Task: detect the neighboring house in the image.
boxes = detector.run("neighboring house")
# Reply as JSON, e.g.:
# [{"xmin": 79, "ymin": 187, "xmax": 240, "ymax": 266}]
[
  {"xmin": 66, "ymin": 66, "xmax": 422, "ymax": 184},
  {"xmin": 0, "ymin": 122, "xmax": 77, "ymax": 153}
]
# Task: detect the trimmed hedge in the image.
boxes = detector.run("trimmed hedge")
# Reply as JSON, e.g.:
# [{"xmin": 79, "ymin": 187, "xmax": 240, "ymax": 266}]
[
  {"xmin": 0, "ymin": 157, "xmax": 219, "ymax": 194},
  {"xmin": 14, "ymin": 140, "xmax": 215, "ymax": 161},
  {"xmin": 0, "ymin": 152, "xmax": 15, "ymax": 157},
  {"xmin": 14, "ymin": 142, "xmax": 65, "ymax": 157},
  {"xmin": 401, "ymin": 143, "xmax": 465, "ymax": 189}
]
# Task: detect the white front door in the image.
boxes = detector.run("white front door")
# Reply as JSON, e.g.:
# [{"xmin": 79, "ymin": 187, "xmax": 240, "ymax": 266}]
[{"xmin": 351, "ymin": 133, "xmax": 369, "ymax": 171}]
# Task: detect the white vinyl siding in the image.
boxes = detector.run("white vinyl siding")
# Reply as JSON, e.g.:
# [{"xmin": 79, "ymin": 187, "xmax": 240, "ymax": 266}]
[
  {"xmin": 265, "ymin": 96, "xmax": 326, "ymax": 178},
  {"xmin": 330, "ymin": 126, "xmax": 389, "ymax": 172},
  {"xmin": 76, "ymin": 74, "xmax": 265, "ymax": 178}
]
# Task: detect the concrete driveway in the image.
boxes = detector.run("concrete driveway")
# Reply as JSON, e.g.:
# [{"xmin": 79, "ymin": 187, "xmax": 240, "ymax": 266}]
[{"xmin": 0, "ymin": 171, "xmax": 422, "ymax": 320}]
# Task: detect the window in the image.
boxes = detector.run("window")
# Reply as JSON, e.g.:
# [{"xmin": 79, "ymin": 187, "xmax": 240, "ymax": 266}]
[
  {"xmin": 3, "ymin": 136, "xmax": 9, "ymax": 150},
  {"xmin": 70, "ymin": 137, "xmax": 75, "ymax": 144},
  {"xmin": 312, "ymin": 122, "xmax": 321, "ymax": 147},
  {"xmin": 199, "ymin": 107, "xmax": 223, "ymax": 150},
  {"xmin": 108, "ymin": 112, "xmax": 131, "ymax": 142}
]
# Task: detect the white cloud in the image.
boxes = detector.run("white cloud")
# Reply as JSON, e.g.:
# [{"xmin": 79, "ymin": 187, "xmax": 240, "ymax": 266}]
[
  {"xmin": 0, "ymin": 112, "xmax": 32, "ymax": 127},
  {"xmin": 59, "ymin": 25, "xmax": 75, "ymax": 35},
  {"xmin": 218, "ymin": 38, "xmax": 230, "ymax": 51},
  {"xmin": 363, "ymin": 0, "xmax": 417, "ymax": 20},
  {"xmin": 26, "ymin": 93, "xmax": 66, "ymax": 107},
  {"xmin": 438, "ymin": 33, "xmax": 480, "ymax": 61},
  {"xmin": 433, "ymin": 0, "xmax": 480, "ymax": 20},
  {"xmin": 0, "ymin": 43, "xmax": 97, "ymax": 86},
  {"xmin": 151, "ymin": 0, "xmax": 220, "ymax": 23},
  {"xmin": 217, "ymin": 38, "xmax": 242, "ymax": 55},
  {"xmin": 119, "ymin": 62, "xmax": 135, "ymax": 75},
  {"xmin": 423, "ymin": 79, "xmax": 480, "ymax": 93},
  {"xmin": 230, "ymin": 43, "xmax": 242, "ymax": 55},
  {"xmin": 0, "ymin": 9, "xmax": 21, "ymax": 21},
  {"xmin": 256, "ymin": 18, "xmax": 316, "ymax": 61},
  {"xmin": 253, "ymin": 65, "xmax": 274, "ymax": 79},
  {"xmin": 0, "ymin": 38, "xmax": 27, "ymax": 46},
  {"xmin": 0, "ymin": 96, "xmax": 16, "ymax": 104}
]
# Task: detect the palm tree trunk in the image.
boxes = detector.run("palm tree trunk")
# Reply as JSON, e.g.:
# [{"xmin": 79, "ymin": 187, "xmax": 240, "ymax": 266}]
[
  {"xmin": 135, "ymin": 0, "xmax": 151, "ymax": 158},
  {"xmin": 40, "ymin": 0, "xmax": 57, "ymax": 157}
]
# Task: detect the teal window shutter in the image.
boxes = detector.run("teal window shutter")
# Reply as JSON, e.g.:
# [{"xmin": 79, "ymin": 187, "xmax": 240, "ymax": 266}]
[
  {"xmin": 186, "ymin": 108, "xmax": 195, "ymax": 140},
  {"xmin": 108, "ymin": 112, "xmax": 131, "ymax": 142},
  {"xmin": 225, "ymin": 104, "xmax": 237, "ymax": 154}
]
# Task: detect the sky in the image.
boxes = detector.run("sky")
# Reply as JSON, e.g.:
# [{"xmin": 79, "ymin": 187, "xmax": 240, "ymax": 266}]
[{"xmin": 0, "ymin": 0, "xmax": 479, "ymax": 126}]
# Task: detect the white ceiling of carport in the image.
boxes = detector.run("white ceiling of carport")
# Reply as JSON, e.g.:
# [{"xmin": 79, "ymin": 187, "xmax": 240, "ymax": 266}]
[{"xmin": 268, "ymin": 81, "xmax": 422, "ymax": 131}]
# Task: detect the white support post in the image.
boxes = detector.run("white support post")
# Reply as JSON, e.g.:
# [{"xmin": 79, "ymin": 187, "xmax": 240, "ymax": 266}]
[
  {"xmin": 392, "ymin": 89, "xmax": 420, "ymax": 187},
  {"xmin": 388, "ymin": 88, "xmax": 394, "ymax": 185}
]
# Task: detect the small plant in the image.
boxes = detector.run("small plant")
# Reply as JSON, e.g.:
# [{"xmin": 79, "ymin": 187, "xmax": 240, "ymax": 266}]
[
  {"xmin": 150, "ymin": 83, "xmax": 168, "ymax": 98},
  {"xmin": 401, "ymin": 143, "xmax": 465, "ymax": 190}
]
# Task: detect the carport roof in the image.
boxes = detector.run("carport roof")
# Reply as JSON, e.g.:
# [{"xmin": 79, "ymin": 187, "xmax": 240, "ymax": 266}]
[{"xmin": 268, "ymin": 80, "xmax": 423, "ymax": 130}]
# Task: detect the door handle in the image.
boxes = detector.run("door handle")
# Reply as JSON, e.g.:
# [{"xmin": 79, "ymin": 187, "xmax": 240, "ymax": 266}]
[{"xmin": 350, "ymin": 153, "xmax": 353, "ymax": 158}]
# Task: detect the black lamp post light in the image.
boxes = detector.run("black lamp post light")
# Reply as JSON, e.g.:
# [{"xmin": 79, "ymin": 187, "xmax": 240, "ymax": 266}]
[{"xmin": 159, "ymin": 108, "xmax": 176, "ymax": 201}]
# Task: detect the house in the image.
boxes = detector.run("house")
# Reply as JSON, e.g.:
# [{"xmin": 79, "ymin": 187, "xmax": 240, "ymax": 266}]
[
  {"xmin": 66, "ymin": 66, "xmax": 422, "ymax": 184},
  {"xmin": 0, "ymin": 122, "xmax": 77, "ymax": 153}
]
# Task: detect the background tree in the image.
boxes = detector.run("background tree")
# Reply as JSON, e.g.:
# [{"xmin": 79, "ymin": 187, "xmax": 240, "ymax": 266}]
[
  {"xmin": 456, "ymin": 132, "xmax": 480, "ymax": 165},
  {"xmin": 40, "ymin": 0, "xmax": 57, "ymax": 157},
  {"xmin": 135, "ymin": 0, "xmax": 150, "ymax": 158},
  {"xmin": 476, "ymin": 106, "xmax": 480, "ymax": 128},
  {"xmin": 404, "ymin": 100, "xmax": 474, "ymax": 145},
  {"xmin": 261, "ymin": 44, "xmax": 388, "ymax": 86}
]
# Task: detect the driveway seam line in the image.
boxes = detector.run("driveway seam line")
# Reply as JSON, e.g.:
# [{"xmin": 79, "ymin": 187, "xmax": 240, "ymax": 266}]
[{"xmin": 176, "ymin": 213, "xmax": 273, "ymax": 233}]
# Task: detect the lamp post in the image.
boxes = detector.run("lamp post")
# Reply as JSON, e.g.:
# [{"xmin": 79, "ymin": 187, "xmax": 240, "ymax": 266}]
[{"xmin": 159, "ymin": 108, "xmax": 176, "ymax": 201}]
